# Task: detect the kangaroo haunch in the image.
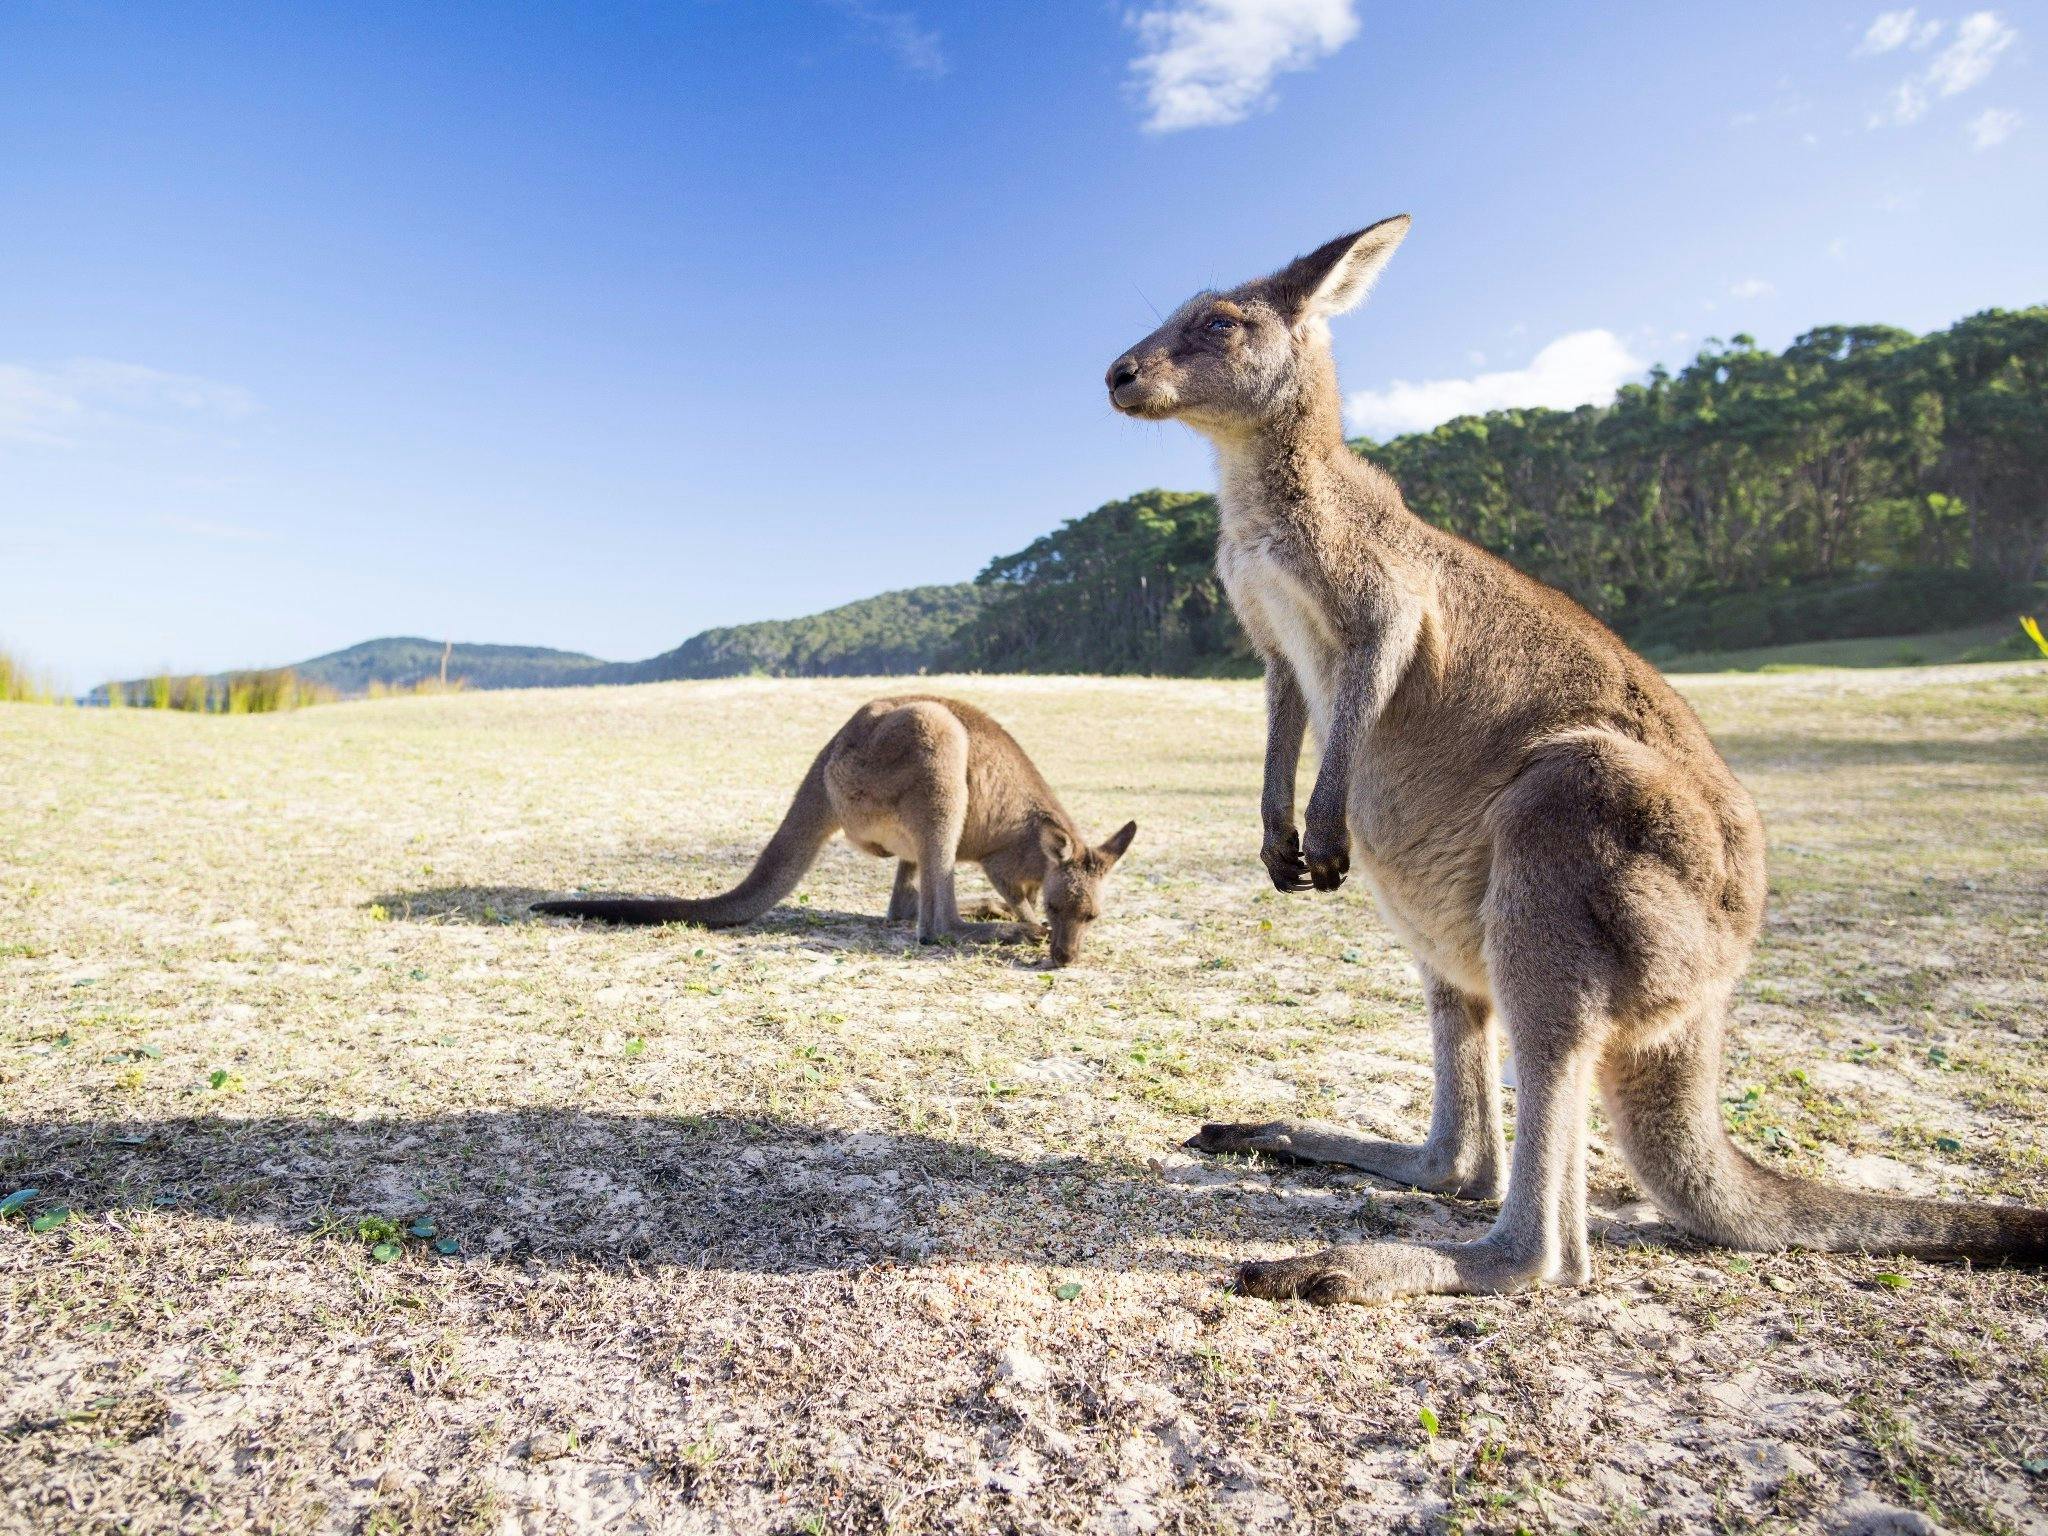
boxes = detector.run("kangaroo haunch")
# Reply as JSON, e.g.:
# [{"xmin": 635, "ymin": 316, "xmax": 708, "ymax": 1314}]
[
  {"xmin": 534, "ymin": 695, "xmax": 1136, "ymax": 966},
  {"xmin": 1107, "ymin": 216, "xmax": 2047, "ymax": 1301}
]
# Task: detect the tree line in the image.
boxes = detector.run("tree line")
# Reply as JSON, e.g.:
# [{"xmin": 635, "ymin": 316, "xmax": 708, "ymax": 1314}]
[{"xmin": 945, "ymin": 307, "xmax": 2047, "ymax": 670}]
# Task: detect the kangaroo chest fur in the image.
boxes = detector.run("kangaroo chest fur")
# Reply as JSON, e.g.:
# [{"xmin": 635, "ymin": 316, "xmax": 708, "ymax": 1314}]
[
  {"xmin": 1217, "ymin": 529, "xmax": 1344, "ymax": 740},
  {"xmin": 1218, "ymin": 499, "xmax": 1492, "ymax": 992}
]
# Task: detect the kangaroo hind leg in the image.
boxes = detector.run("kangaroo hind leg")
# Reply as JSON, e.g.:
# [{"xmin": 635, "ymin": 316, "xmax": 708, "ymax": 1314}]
[
  {"xmin": 1236, "ymin": 984, "xmax": 1601, "ymax": 1304},
  {"xmin": 888, "ymin": 861, "xmax": 918, "ymax": 923},
  {"xmin": 1191, "ymin": 970, "xmax": 1505, "ymax": 1199}
]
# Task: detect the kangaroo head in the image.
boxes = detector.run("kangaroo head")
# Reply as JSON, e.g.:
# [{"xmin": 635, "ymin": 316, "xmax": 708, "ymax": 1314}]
[
  {"xmin": 1039, "ymin": 819, "xmax": 1138, "ymax": 967},
  {"xmin": 1105, "ymin": 215, "xmax": 1410, "ymax": 438}
]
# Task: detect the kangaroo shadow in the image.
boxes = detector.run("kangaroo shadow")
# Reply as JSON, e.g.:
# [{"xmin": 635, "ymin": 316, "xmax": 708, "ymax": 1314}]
[
  {"xmin": 0, "ymin": 1110, "xmax": 1519, "ymax": 1277},
  {"xmin": 368, "ymin": 886, "xmax": 1050, "ymax": 964}
]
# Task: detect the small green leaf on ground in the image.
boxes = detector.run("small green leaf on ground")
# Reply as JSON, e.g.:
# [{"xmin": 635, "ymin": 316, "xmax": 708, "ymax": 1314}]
[
  {"xmin": 31, "ymin": 1208, "xmax": 71, "ymax": 1233},
  {"xmin": 1053, "ymin": 1282, "xmax": 1082, "ymax": 1302},
  {"xmin": 369, "ymin": 1242, "xmax": 401, "ymax": 1263},
  {"xmin": 207, "ymin": 1069, "xmax": 243, "ymax": 1091},
  {"xmin": 1874, "ymin": 1271, "xmax": 1910, "ymax": 1291},
  {"xmin": 1418, "ymin": 1405, "xmax": 1439, "ymax": 1437},
  {"xmin": 368, "ymin": 904, "xmax": 390, "ymax": 922},
  {"xmin": 1, "ymin": 1189, "xmax": 40, "ymax": 1217},
  {"xmin": 408, "ymin": 1218, "xmax": 437, "ymax": 1239},
  {"xmin": 1764, "ymin": 1274, "xmax": 1795, "ymax": 1293},
  {"xmin": 1727, "ymin": 1256, "xmax": 1755, "ymax": 1272},
  {"xmin": 623, "ymin": 1037, "xmax": 646, "ymax": 1058},
  {"xmin": 1934, "ymin": 1135, "xmax": 1962, "ymax": 1152},
  {"xmin": 434, "ymin": 1237, "xmax": 460, "ymax": 1256}
]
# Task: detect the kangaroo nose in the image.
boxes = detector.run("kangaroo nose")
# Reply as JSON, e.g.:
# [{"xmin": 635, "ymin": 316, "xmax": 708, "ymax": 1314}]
[{"xmin": 1107, "ymin": 356, "xmax": 1140, "ymax": 391}]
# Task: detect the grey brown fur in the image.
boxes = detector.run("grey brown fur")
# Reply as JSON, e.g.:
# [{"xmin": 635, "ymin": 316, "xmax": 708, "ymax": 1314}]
[
  {"xmin": 1107, "ymin": 217, "xmax": 2048, "ymax": 1301},
  {"xmin": 534, "ymin": 696, "xmax": 1136, "ymax": 966}
]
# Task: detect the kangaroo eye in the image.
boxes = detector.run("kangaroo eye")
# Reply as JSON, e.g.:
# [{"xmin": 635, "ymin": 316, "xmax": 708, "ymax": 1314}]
[{"xmin": 1206, "ymin": 315, "xmax": 1237, "ymax": 334}]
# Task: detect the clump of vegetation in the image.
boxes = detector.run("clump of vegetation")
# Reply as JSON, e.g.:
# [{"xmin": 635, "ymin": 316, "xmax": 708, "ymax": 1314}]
[
  {"xmin": 0, "ymin": 648, "xmax": 65, "ymax": 705},
  {"xmin": 105, "ymin": 668, "xmax": 337, "ymax": 713},
  {"xmin": 366, "ymin": 675, "xmax": 471, "ymax": 699}
]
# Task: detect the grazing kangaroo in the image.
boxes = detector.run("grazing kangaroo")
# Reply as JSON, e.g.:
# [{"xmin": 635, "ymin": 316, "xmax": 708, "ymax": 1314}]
[
  {"xmin": 1106, "ymin": 216, "xmax": 2048, "ymax": 1301},
  {"xmin": 533, "ymin": 696, "xmax": 1137, "ymax": 966}
]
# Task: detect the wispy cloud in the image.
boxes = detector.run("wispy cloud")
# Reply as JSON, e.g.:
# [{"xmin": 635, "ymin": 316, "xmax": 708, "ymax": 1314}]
[
  {"xmin": 1864, "ymin": 9, "xmax": 2017, "ymax": 126},
  {"xmin": 1729, "ymin": 277, "xmax": 1777, "ymax": 300},
  {"xmin": 1968, "ymin": 105, "xmax": 2022, "ymax": 147},
  {"xmin": 1127, "ymin": 0, "xmax": 1359, "ymax": 133},
  {"xmin": 1928, "ymin": 10, "xmax": 2015, "ymax": 94},
  {"xmin": 1857, "ymin": 8, "xmax": 1943, "ymax": 55},
  {"xmin": 1345, "ymin": 330, "xmax": 1644, "ymax": 438},
  {"xmin": 0, "ymin": 359, "xmax": 255, "ymax": 447},
  {"xmin": 823, "ymin": 0, "xmax": 945, "ymax": 78}
]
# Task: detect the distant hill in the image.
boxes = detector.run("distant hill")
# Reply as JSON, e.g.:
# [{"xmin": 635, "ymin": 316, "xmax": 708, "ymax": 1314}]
[
  {"xmin": 289, "ymin": 637, "xmax": 608, "ymax": 692},
  {"xmin": 596, "ymin": 584, "xmax": 985, "ymax": 684},
  {"xmin": 96, "ymin": 586, "xmax": 987, "ymax": 699}
]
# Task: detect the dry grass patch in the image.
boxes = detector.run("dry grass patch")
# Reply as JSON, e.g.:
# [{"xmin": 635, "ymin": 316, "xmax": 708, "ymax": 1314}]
[{"xmin": 4, "ymin": 667, "xmax": 2046, "ymax": 1533}]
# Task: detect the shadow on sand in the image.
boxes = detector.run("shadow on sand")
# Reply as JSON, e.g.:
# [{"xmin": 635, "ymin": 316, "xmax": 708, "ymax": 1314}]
[
  {"xmin": 366, "ymin": 885, "xmax": 1056, "ymax": 964},
  {"xmin": 0, "ymin": 1108, "xmax": 1568, "ymax": 1277}
]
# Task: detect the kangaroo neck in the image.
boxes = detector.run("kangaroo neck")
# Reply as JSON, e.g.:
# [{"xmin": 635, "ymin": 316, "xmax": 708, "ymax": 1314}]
[{"xmin": 1203, "ymin": 353, "xmax": 1378, "ymax": 544}]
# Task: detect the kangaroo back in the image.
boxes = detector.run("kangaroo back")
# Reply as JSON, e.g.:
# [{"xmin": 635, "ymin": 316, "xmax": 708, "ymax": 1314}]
[{"xmin": 534, "ymin": 744, "xmax": 840, "ymax": 927}]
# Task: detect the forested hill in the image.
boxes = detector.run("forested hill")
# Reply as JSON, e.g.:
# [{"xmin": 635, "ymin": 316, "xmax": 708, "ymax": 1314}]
[
  {"xmin": 593, "ymin": 584, "xmax": 985, "ymax": 683},
  {"xmin": 947, "ymin": 307, "xmax": 2048, "ymax": 669},
  {"xmin": 290, "ymin": 638, "xmax": 608, "ymax": 692}
]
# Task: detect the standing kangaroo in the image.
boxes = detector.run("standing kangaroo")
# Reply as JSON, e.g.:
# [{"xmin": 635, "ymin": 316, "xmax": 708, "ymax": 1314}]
[
  {"xmin": 534, "ymin": 695, "xmax": 1137, "ymax": 967},
  {"xmin": 1106, "ymin": 217, "xmax": 2048, "ymax": 1301}
]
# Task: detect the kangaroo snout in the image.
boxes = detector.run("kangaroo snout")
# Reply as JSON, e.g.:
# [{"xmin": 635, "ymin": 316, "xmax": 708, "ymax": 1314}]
[{"xmin": 1106, "ymin": 350, "xmax": 1175, "ymax": 417}]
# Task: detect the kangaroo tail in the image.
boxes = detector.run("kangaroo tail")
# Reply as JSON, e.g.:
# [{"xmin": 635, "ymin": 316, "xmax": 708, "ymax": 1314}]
[
  {"xmin": 533, "ymin": 746, "xmax": 840, "ymax": 928},
  {"xmin": 1603, "ymin": 1005, "xmax": 2048, "ymax": 1265}
]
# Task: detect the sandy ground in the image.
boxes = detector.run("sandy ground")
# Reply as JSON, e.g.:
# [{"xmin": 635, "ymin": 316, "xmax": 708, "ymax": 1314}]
[{"xmin": 3, "ymin": 666, "xmax": 2045, "ymax": 1535}]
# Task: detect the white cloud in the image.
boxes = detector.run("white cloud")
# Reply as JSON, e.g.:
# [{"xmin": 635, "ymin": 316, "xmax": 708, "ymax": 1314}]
[
  {"xmin": 1345, "ymin": 330, "xmax": 1644, "ymax": 438},
  {"xmin": 1729, "ymin": 277, "xmax": 1777, "ymax": 299},
  {"xmin": 1928, "ymin": 11, "xmax": 2015, "ymax": 94},
  {"xmin": 824, "ymin": 0, "xmax": 945, "ymax": 77},
  {"xmin": 1866, "ymin": 9, "xmax": 2016, "ymax": 125},
  {"xmin": 1127, "ymin": 0, "xmax": 1359, "ymax": 132},
  {"xmin": 1857, "ymin": 8, "xmax": 1943, "ymax": 54},
  {"xmin": 0, "ymin": 359, "xmax": 254, "ymax": 447},
  {"xmin": 1968, "ymin": 105, "xmax": 2022, "ymax": 146},
  {"xmin": 1874, "ymin": 78, "xmax": 1930, "ymax": 125}
]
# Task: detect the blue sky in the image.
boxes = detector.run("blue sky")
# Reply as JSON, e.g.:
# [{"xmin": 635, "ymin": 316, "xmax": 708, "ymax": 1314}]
[{"xmin": 2, "ymin": 1, "xmax": 2041, "ymax": 689}]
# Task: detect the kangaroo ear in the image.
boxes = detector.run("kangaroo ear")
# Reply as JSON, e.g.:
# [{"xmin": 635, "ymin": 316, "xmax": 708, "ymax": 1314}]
[
  {"xmin": 1270, "ymin": 215, "xmax": 1410, "ymax": 324},
  {"xmin": 1098, "ymin": 821, "xmax": 1138, "ymax": 866},
  {"xmin": 1039, "ymin": 822, "xmax": 1076, "ymax": 864}
]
